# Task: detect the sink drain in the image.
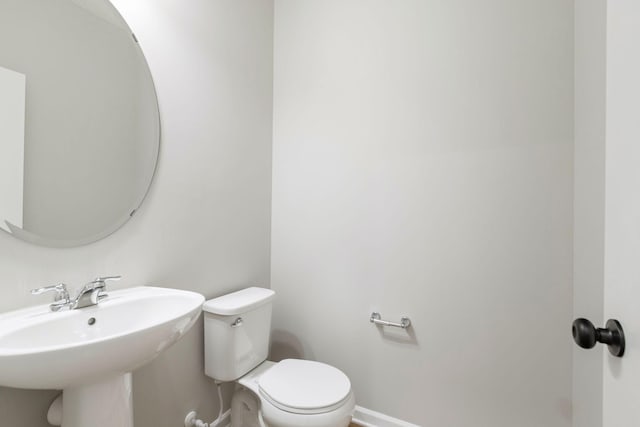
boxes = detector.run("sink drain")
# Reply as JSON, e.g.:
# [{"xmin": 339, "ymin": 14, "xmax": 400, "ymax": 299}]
[{"xmin": 87, "ymin": 317, "xmax": 96, "ymax": 326}]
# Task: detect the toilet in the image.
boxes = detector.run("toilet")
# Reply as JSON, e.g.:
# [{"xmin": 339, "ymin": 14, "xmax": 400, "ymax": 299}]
[{"xmin": 203, "ymin": 287, "xmax": 355, "ymax": 427}]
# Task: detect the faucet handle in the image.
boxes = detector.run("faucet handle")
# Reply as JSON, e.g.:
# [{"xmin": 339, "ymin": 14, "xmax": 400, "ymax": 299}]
[
  {"xmin": 93, "ymin": 276, "xmax": 122, "ymax": 284},
  {"xmin": 31, "ymin": 284, "xmax": 71, "ymax": 311},
  {"xmin": 31, "ymin": 283, "xmax": 70, "ymax": 301},
  {"xmin": 85, "ymin": 276, "xmax": 121, "ymax": 290}
]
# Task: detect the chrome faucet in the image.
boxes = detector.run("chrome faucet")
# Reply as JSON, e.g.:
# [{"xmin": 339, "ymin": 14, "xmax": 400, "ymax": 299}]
[
  {"xmin": 31, "ymin": 276, "xmax": 121, "ymax": 311},
  {"xmin": 72, "ymin": 276, "xmax": 120, "ymax": 309}
]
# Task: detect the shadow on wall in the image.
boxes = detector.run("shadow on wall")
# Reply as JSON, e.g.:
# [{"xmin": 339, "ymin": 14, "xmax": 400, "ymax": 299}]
[
  {"xmin": 372, "ymin": 325, "xmax": 419, "ymax": 347},
  {"xmin": 0, "ymin": 387, "xmax": 59, "ymax": 426},
  {"xmin": 270, "ymin": 329, "xmax": 313, "ymax": 361}
]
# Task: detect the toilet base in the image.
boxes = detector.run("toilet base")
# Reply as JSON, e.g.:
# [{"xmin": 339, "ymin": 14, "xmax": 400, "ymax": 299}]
[{"xmin": 231, "ymin": 387, "xmax": 262, "ymax": 427}]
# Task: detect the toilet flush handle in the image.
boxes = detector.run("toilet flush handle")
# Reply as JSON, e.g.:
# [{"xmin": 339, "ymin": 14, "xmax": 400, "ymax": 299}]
[{"xmin": 231, "ymin": 317, "xmax": 243, "ymax": 328}]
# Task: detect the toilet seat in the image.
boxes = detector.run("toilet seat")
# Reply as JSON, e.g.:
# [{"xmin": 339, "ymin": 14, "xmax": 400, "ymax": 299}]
[{"xmin": 258, "ymin": 359, "xmax": 352, "ymax": 415}]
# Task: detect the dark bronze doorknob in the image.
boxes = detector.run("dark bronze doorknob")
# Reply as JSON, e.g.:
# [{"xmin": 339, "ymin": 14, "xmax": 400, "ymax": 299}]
[{"xmin": 572, "ymin": 318, "xmax": 625, "ymax": 357}]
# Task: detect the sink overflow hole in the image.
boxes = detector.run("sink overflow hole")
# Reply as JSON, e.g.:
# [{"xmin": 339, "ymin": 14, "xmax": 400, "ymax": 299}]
[{"xmin": 88, "ymin": 318, "xmax": 96, "ymax": 326}]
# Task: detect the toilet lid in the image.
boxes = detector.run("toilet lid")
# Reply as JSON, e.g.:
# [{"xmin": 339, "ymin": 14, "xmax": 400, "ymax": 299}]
[{"xmin": 258, "ymin": 359, "xmax": 352, "ymax": 414}]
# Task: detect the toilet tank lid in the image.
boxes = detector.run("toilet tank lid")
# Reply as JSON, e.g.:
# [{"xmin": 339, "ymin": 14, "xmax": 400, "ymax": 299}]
[{"xmin": 203, "ymin": 287, "xmax": 275, "ymax": 315}]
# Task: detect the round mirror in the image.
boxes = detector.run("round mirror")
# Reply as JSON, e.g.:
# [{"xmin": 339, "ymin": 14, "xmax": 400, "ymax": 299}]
[{"xmin": 0, "ymin": 0, "xmax": 159, "ymax": 247}]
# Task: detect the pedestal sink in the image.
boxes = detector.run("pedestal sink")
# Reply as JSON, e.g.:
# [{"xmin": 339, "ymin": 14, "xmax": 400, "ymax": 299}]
[{"xmin": 0, "ymin": 286, "xmax": 204, "ymax": 427}]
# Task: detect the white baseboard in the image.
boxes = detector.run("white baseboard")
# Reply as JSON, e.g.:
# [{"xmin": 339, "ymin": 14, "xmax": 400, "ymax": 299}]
[
  {"xmin": 352, "ymin": 406, "xmax": 420, "ymax": 427},
  {"xmin": 221, "ymin": 404, "xmax": 415, "ymax": 427}
]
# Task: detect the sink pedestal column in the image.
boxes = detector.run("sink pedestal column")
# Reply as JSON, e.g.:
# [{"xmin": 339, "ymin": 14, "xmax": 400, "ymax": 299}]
[{"xmin": 62, "ymin": 373, "xmax": 133, "ymax": 427}]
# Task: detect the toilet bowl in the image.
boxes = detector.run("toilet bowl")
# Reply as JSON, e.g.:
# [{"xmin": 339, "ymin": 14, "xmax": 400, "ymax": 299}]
[
  {"xmin": 233, "ymin": 359, "xmax": 355, "ymax": 427},
  {"xmin": 203, "ymin": 287, "xmax": 355, "ymax": 427}
]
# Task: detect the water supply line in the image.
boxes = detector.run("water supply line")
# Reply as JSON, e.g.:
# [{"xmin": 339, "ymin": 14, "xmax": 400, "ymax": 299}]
[{"xmin": 184, "ymin": 381, "xmax": 229, "ymax": 427}]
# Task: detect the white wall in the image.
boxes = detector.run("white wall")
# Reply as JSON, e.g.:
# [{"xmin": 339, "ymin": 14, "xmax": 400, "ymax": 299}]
[
  {"xmin": 0, "ymin": 0, "xmax": 273, "ymax": 426},
  {"xmin": 271, "ymin": 1, "xmax": 574, "ymax": 425},
  {"xmin": 573, "ymin": 1, "xmax": 606, "ymax": 427}
]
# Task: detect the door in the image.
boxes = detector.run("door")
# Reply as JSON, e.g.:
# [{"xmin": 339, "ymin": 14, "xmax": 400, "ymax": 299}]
[
  {"xmin": 574, "ymin": 0, "xmax": 640, "ymax": 425},
  {"xmin": 603, "ymin": 0, "xmax": 640, "ymax": 424}
]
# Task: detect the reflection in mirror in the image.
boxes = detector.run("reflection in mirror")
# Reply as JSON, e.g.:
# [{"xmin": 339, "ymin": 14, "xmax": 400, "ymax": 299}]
[
  {"xmin": 0, "ymin": 66, "xmax": 26, "ymax": 234},
  {"xmin": 0, "ymin": 0, "xmax": 159, "ymax": 247}
]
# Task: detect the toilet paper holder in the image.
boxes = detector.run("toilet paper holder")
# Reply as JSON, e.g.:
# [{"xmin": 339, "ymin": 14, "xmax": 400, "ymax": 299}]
[{"xmin": 370, "ymin": 312, "xmax": 411, "ymax": 329}]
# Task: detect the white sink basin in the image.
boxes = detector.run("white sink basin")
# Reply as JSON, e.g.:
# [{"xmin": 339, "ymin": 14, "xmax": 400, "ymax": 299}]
[
  {"xmin": 0, "ymin": 286, "xmax": 204, "ymax": 427},
  {"xmin": 0, "ymin": 286, "xmax": 203, "ymax": 389}
]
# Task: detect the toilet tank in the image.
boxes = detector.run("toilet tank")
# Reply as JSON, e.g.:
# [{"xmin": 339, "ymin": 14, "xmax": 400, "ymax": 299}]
[{"xmin": 203, "ymin": 287, "xmax": 275, "ymax": 382}]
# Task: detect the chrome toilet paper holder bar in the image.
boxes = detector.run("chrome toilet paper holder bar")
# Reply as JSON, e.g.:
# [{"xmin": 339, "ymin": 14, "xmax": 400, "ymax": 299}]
[{"xmin": 370, "ymin": 312, "xmax": 411, "ymax": 329}]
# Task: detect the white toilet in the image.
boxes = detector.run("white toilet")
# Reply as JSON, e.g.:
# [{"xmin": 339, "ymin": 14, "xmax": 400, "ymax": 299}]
[{"xmin": 203, "ymin": 287, "xmax": 355, "ymax": 427}]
